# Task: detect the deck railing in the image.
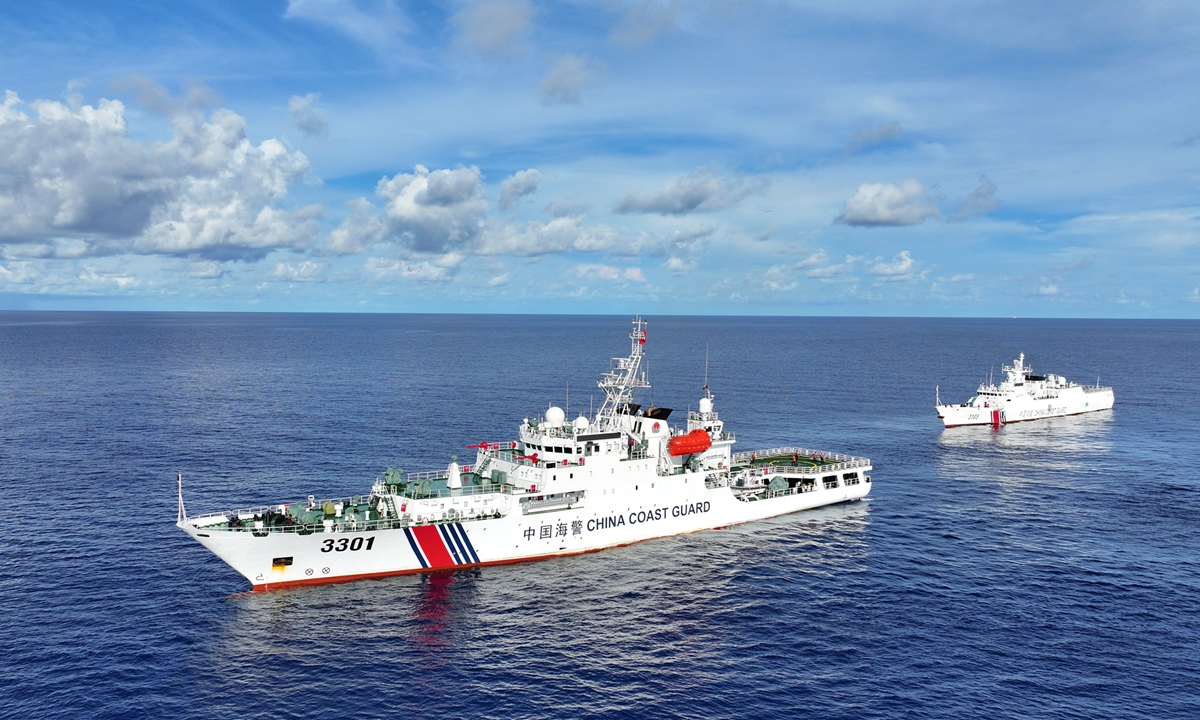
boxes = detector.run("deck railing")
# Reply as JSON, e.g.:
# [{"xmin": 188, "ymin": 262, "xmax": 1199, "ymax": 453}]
[{"xmin": 732, "ymin": 446, "xmax": 870, "ymax": 470}]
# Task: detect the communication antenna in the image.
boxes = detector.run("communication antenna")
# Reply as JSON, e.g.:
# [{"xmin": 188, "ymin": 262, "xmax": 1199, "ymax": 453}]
[
  {"xmin": 566, "ymin": 381, "xmax": 569, "ymax": 417},
  {"xmin": 704, "ymin": 343, "xmax": 710, "ymax": 390}
]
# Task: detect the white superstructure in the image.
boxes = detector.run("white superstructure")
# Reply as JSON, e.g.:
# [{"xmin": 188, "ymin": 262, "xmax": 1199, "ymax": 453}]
[
  {"xmin": 936, "ymin": 352, "xmax": 1114, "ymax": 428},
  {"xmin": 178, "ymin": 317, "xmax": 872, "ymax": 591}
]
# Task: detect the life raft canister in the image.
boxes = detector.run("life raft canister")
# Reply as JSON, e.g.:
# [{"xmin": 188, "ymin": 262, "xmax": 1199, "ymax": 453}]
[{"xmin": 668, "ymin": 428, "xmax": 713, "ymax": 457}]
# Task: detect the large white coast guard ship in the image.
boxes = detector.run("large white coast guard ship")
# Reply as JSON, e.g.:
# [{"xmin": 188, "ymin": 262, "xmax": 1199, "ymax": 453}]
[
  {"xmin": 177, "ymin": 317, "xmax": 873, "ymax": 591},
  {"xmin": 936, "ymin": 352, "xmax": 1114, "ymax": 428}
]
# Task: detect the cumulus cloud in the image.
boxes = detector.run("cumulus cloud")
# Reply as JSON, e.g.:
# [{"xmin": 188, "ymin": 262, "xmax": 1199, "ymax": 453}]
[
  {"xmin": 1037, "ymin": 284, "xmax": 1058, "ymax": 295},
  {"xmin": 610, "ymin": 0, "xmax": 680, "ymax": 45},
  {"xmin": 453, "ymin": 0, "xmax": 532, "ymax": 55},
  {"xmin": 867, "ymin": 250, "xmax": 920, "ymax": 281},
  {"xmin": 267, "ymin": 260, "xmax": 327, "ymax": 281},
  {"xmin": 0, "ymin": 89, "xmax": 318, "ymax": 261},
  {"xmin": 373, "ymin": 164, "xmax": 488, "ymax": 253},
  {"xmin": 661, "ymin": 225, "xmax": 713, "ymax": 275},
  {"xmin": 364, "ymin": 256, "xmax": 452, "ymax": 282},
  {"xmin": 835, "ymin": 179, "xmax": 939, "ymax": 227},
  {"xmin": 754, "ymin": 250, "xmax": 861, "ymax": 289},
  {"xmin": 803, "ymin": 251, "xmax": 863, "ymax": 279},
  {"xmin": 615, "ymin": 166, "xmax": 762, "ymax": 215},
  {"xmin": 476, "ymin": 215, "xmax": 643, "ymax": 256},
  {"xmin": 948, "ymin": 174, "xmax": 1000, "ymax": 221},
  {"xmin": 498, "ymin": 169, "xmax": 540, "ymax": 209},
  {"xmin": 841, "ymin": 121, "xmax": 903, "ymax": 158},
  {"xmin": 576, "ymin": 264, "xmax": 646, "ymax": 282},
  {"xmin": 329, "ymin": 165, "xmax": 656, "ymax": 259},
  {"xmin": 327, "ymin": 197, "xmax": 387, "ymax": 254},
  {"xmin": 540, "ymin": 54, "xmax": 603, "ymax": 105},
  {"xmin": 284, "ymin": 0, "xmax": 412, "ymax": 56},
  {"xmin": 289, "ymin": 93, "xmax": 329, "ymax": 138}
]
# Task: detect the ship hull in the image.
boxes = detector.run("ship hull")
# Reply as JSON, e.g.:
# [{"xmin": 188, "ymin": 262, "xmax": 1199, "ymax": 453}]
[
  {"xmin": 180, "ymin": 470, "xmax": 871, "ymax": 591},
  {"xmin": 937, "ymin": 386, "xmax": 1114, "ymax": 427}
]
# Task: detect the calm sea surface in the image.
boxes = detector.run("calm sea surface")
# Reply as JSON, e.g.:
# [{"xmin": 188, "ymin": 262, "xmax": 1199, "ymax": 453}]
[{"xmin": 1, "ymin": 313, "xmax": 1197, "ymax": 720}]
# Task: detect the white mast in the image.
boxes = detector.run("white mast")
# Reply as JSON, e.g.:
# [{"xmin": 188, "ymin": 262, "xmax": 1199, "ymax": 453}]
[{"xmin": 595, "ymin": 316, "xmax": 650, "ymax": 431}]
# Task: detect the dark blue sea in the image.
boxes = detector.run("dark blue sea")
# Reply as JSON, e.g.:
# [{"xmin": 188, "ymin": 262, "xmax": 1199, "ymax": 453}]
[{"xmin": 1, "ymin": 313, "xmax": 1197, "ymax": 720}]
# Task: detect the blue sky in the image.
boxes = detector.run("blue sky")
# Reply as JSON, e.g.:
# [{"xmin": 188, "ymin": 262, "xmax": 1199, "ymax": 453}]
[{"xmin": 1, "ymin": 0, "xmax": 1198, "ymax": 316}]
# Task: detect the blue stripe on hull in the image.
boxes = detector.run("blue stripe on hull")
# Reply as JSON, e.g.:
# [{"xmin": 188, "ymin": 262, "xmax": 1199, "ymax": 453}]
[
  {"xmin": 403, "ymin": 528, "xmax": 428, "ymax": 568},
  {"xmin": 451, "ymin": 523, "xmax": 480, "ymax": 564},
  {"xmin": 438, "ymin": 525, "xmax": 464, "ymax": 565}
]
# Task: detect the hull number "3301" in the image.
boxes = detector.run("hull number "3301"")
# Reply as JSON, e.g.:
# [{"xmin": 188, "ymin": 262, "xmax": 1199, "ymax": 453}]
[{"xmin": 321, "ymin": 537, "xmax": 376, "ymax": 553}]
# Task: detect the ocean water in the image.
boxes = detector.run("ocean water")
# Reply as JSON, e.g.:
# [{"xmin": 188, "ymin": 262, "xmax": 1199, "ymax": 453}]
[{"xmin": 1, "ymin": 313, "xmax": 1197, "ymax": 720}]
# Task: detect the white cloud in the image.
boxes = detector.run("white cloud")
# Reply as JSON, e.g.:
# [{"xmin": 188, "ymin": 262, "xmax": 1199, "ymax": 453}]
[
  {"xmin": 283, "ymin": 0, "xmax": 412, "ymax": 56},
  {"xmin": 477, "ymin": 215, "xmax": 644, "ymax": 256},
  {"xmin": 364, "ymin": 257, "xmax": 452, "ymax": 282},
  {"xmin": 835, "ymin": 179, "xmax": 939, "ymax": 227},
  {"xmin": 375, "ymin": 164, "xmax": 487, "ymax": 253},
  {"xmin": 661, "ymin": 225, "xmax": 712, "ymax": 275},
  {"xmin": 267, "ymin": 260, "xmax": 327, "ymax": 281},
  {"xmin": 328, "ymin": 164, "xmax": 661, "ymax": 259},
  {"xmin": 453, "ymin": 0, "xmax": 532, "ymax": 55},
  {"xmin": 754, "ymin": 250, "xmax": 861, "ymax": 289},
  {"xmin": 289, "ymin": 93, "xmax": 329, "ymax": 138},
  {"xmin": 575, "ymin": 264, "xmax": 646, "ymax": 282},
  {"xmin": 803, "ymin": 250, "xmax": 863, "ymax": 279},
  {"xmin": 487, "ymin": 272, "xmax": 509, "ymax": 286},
  {"xmin": 867, "ymin": 250, "xmax": 919, "ymax": 281},
  {"xmin": 758, "ymin": 264, "xmax": 799, "ymax": 292},
  {"xmin": 540, "ymin": 54, "xmax": 603, "ymax": 105},
  {"xmin": 78, "ymin": 265, "xmax": 140, "ymax": 290},
  {"xmin": 327, "ymin": 197, "xmax": 388, "ymax": 254},
  {"xmin": 610, "ymin": 0, "xmax": 680, "ymax": 46},
  {"xmin": 498, "ymin": 168, "xmax": 540, "ymax": 209},
  {"xmin": 615, "ymin": 166, "xmax": 762, "ymax": 215},
  {"xmin": 1037, "ymin": 284, "xmax": 1059, "ymax": 295},
  {"xmin": 0, "ymin": 90, "xmax": 317, "ymax": 261},
  {"xmin": 949, "ymin": 174, "xmax": 1000, "ymax": 222}
]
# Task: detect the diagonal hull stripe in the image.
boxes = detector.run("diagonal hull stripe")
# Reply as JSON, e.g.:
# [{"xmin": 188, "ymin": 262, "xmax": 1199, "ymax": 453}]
[
  {"xmin": 403, "ymin": 528, "xmax": 428, "ymax": 569},
  {"xmin": 438, "ymin": 525, "xmax": 464, "ymax": 565},
  {"xmin": 411, "ymin": 525, "xmax": 455, "ymax": 568},
  {"xmin": 451, "ymin": 523, "xmax": 480, "ymax": 564},
  {"xmin": 445, "ymin": 523, "xmax": 473, "ymax": 564}
]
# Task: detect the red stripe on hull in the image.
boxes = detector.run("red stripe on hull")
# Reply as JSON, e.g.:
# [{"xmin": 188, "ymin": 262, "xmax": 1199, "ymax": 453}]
[{"xmin": 411, "ymin": 525, "xmax": 455, "ymax": 568}]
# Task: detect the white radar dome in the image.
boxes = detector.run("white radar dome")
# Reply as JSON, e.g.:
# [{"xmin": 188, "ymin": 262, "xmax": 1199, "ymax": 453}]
[
  {"xmin": 699, "ymin": 397, "xmax": 713, "ymax": 413},
  {"xmin": 573, "ymin": 415, "xmax": 590, "ymax": 430},
  {"xmin": 545, "ymin": 406, "xmax": 566, "ymax": 426}
]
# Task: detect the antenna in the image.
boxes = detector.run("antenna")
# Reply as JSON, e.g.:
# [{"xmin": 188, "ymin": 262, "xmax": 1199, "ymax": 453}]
[
  {"xmin": 566, "ymin": 381, "xmax": 569, "ymax": 417},
  {"xmin": 704, "ymin": 343, "xmax": 710, "ymax": 390}
]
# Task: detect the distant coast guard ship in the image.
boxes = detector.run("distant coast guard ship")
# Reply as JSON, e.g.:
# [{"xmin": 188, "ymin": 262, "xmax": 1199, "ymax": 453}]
[
  {"xmin": 936, "ymin": 353, "xmax": 1114, "ymax": 428},
  {"xmin": 178, "ymin": 317, "xmax": 873, "ymax": 590}
]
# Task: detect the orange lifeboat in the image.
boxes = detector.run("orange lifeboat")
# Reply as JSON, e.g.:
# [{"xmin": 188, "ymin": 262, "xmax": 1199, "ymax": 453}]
[{"xmin": 668, "ymin": 428, "xmax": 712, "ymax": 456}]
